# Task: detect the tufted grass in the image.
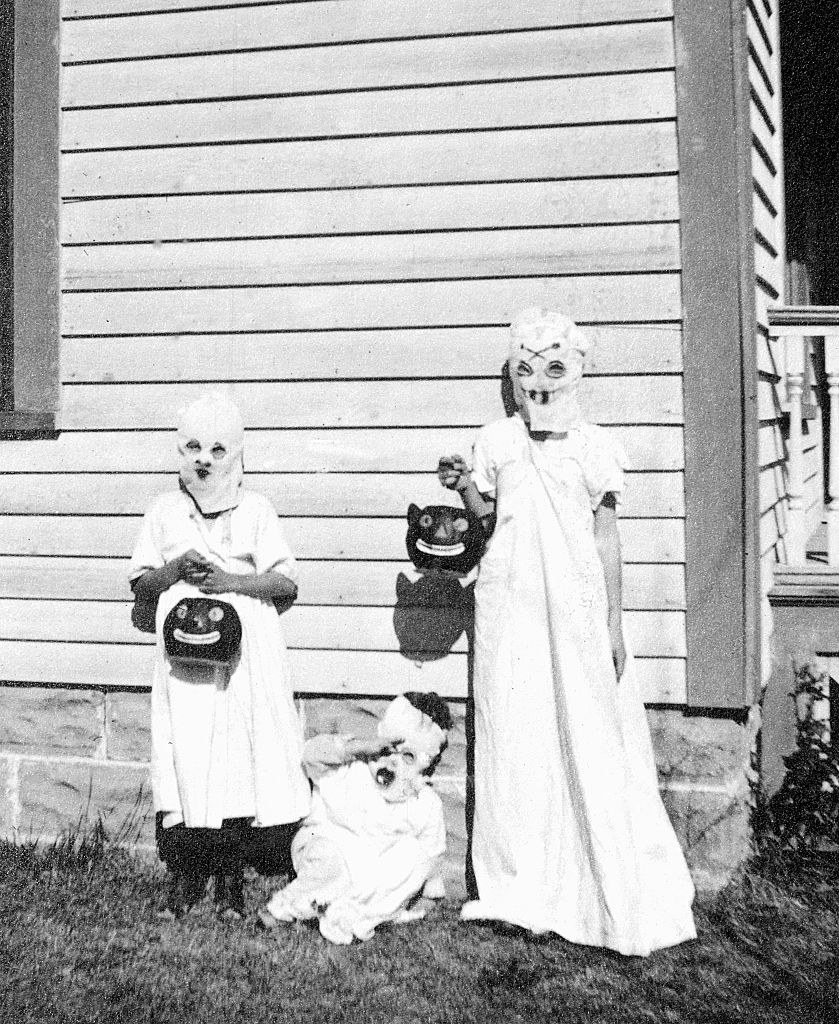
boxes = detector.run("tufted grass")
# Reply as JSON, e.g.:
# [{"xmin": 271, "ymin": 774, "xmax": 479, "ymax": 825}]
[{"xmin": 0, "ymin": 834, "xmax": 837, "ymax": 1024}]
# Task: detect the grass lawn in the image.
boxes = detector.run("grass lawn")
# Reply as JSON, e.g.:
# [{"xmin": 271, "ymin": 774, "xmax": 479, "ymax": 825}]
[{"xmin": 0, "ymin": 836, "xmax": 837, "ymax": 1024}]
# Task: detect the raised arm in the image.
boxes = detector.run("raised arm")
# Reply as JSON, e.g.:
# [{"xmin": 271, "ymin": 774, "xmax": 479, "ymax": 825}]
[{"xmin": 437, "ymin": 455, "xmax": 496, "ymax": 534}]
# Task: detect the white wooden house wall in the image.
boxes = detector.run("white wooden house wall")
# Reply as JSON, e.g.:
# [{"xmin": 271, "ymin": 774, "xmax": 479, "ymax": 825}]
[{"xmin": 0, "ymin": 0, "xmax": 687, "ymax": 703}]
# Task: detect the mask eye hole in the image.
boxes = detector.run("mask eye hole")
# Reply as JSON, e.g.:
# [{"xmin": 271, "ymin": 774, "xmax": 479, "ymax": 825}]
[
  {"xmin": 452, "ymin": 517, "xmax": 469, "ymax": 533},
  {"xmin": 400, "ymin": 749, "xmax": 416, "ymax": 765},
  {"xmin": 419, "ymin": 513, "xmax": 433, "ymax": 529},
  {"xmin": 210, "ymin": 444, "xmax": 227, "ymax": 460},
  {"xmin": 175, "ymin": 605, "xmax": 187, "ymax": 619},
  {"xmin": 185, "ymin": 439, "xmax": 200, "ymax": 452},
  {"xmin": 545, "ymin": 360, "xmax": 566, "ymax": 378},
  {"xmin": 208, "ymin": 606, "xmax": 224, "ymax": 622},
  {"xmin": 516, "ymin": 360, "xmax": 533, "ymax": 378}
]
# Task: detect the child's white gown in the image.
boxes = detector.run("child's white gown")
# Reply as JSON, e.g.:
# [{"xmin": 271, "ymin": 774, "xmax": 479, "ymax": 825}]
[
  {"xmin": 461, "ymin": 415, "xmax": 696, "ymax": 956},
  {"xmin": 131, "ymin": 490, "xmax": 311, "ymax": 829}
]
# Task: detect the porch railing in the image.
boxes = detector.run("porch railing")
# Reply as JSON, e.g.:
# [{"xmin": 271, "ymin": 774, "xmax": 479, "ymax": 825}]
[{"xmin": 767, "ymin": 306, "xmax": 839, "ymax": 566}]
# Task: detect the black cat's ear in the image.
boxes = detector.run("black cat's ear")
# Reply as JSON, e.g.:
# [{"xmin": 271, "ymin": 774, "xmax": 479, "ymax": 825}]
[{"xmin": 408, "ymin": 503, "xmax": 421, "ymax": 522}]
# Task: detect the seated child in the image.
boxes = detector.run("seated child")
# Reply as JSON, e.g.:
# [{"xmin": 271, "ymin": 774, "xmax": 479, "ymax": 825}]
[{"xmin": 259, "ymin": 691, "xmax": 452, "ymax": 944}]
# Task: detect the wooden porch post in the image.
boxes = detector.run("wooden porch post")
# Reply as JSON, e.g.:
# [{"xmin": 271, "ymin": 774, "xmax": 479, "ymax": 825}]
[{"xmin": 673, "ymin": 0, "xmax": 758, "ymax": 707}]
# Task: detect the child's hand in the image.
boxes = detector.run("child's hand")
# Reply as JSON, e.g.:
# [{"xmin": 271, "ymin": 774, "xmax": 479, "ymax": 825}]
[
  {"xmin": 437, "ymin": 455, "xmax": 470, "ymax": 492},
  {"xmin": 197, "ymin": 566, "xmax": 239, "ymax": 594},
  {"xmin": 609, "ymin": 621, "xmax": 627, "ymax": 682},
  {"xmin": 174, "ymin": 549, "xmax": 211, "ymax": 583},
  {"xmin": 345, "ymin": 737, "xmax": 398, "ymax": 762}
]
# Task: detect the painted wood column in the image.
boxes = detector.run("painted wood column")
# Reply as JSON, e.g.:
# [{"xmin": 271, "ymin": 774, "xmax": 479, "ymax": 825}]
[{"xmin": 673, "ymin": 0, "xmax": 758, "ymax": 707}]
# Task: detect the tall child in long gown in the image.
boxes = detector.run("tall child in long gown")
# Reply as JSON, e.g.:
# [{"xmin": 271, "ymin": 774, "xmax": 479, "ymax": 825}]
[
  {"xmin": 130, "ymin": 394, "xmax": 311, "ymax": 917},
  {"xmin": 438, "ymin": 308, "xmax": 696, "ymax": 956}
]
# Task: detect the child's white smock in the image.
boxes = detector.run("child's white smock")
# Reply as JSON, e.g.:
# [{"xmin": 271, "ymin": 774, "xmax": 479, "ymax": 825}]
[
  {"xmin": 462, "ymin": 415, "xmax": 696, "ymax": 956},
  {"xmin": 130, "ymin": 490, "xmax": 310, "ymax": 829},
  {"xmin": 267, "ymin": 736, "xmax": 445, "ymax": 943}
]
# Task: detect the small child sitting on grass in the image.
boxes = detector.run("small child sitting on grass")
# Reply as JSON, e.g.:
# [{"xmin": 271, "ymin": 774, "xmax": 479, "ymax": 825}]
[{"xmin": 259, "ymin": 691, "xmax": 452, "ymax": 944}]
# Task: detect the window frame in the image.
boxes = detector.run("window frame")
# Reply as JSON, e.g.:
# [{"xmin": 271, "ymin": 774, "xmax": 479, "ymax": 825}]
[{"xmin": 0, "ymin": 0, "xmax": 60, "ymax": 438}]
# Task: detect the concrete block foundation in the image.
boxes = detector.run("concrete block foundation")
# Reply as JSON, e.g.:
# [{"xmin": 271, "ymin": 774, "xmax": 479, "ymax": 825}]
[{"xmin": 0, "ymin": 685, "xmax": 758, "ymax": 893}]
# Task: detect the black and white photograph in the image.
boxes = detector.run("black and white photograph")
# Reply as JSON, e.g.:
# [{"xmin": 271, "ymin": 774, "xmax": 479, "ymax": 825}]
[{"xmin": 0, "ymin": 2, "xmax": 837, "ymax": 1022}]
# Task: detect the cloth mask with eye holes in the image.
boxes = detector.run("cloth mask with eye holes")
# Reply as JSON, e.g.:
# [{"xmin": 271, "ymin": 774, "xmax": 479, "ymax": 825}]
[
  {"xmin": 405, "ymin": 503, "xmax": 486, "ymax": 577},
  {"xmin": 163, "ymin": 596, "xmax": 242, "ymax": 668}
]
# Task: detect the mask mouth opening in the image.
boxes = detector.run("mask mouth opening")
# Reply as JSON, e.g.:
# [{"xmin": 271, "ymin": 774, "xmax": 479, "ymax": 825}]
[
  {"xmin": 527, "ymin": 389, "xmax": 561, "ymax": 405},
  {"xmin": 375, "ymin": 766, "xmax": 396, "ymax": 788}
]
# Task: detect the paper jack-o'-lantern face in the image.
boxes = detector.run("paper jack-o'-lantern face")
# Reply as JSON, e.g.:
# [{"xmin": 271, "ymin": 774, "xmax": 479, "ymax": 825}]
[
  {"xmin": 369, "ymin": 741, "xmax": 434, "ymax": 803},
  {"xmin": 163, "ymin": 597, "xmax": 242, "ymax": 667},
  {"xmin": 405, "ymin": 504, "xmax": 485, "ymax": 577}
]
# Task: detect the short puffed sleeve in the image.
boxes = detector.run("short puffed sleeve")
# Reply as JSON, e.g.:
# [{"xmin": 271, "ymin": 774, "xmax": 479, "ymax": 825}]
[
  {"xmin": 470, "ymin": 424, "xmax": 500, "ymax": 497},
  {"xmin": 252, "ymin": 495, "xmax": 299, "ymax": 584},
  {"xmin": 580, "ymin": 427, "xmax": 629, "ymax": 510}
]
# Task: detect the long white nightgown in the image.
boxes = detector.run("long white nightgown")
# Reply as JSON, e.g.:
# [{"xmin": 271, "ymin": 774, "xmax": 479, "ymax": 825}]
[
  {"xmin": 130, "ymin": 490, "xmax": 311, "ymax": 830},
  {"xmin": 461, "ymin": 414, "xmax": 696, "ymax": 956}
]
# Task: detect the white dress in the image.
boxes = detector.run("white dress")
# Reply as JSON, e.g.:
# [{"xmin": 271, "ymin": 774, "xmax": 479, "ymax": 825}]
[
  {"xmin": 267, "ymin": 737, "xmax": 446, "ymax": 944},
  {"xmin": 130, "ymin": 490, "xmax": 311, "ymax": 829},
  {"xmin": 461, "ymin": 415, "xmax": 696, "ymax": 956}
]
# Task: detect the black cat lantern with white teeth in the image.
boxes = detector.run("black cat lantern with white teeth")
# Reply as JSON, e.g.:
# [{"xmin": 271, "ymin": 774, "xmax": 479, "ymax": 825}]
[
  {"xmin": 163, "ymin": 596, "xmax": 242, "ymax": 668},
  {"xmin": 405, "ymin": 504, "xmax": 485, "ymax": 577}
]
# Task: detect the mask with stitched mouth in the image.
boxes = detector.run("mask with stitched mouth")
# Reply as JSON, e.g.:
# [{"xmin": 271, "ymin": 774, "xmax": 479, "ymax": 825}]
[
  {"xmin": 508, "ymin": 307, "xmax": 590, "ymax": 433},
  {"xmin": 177, "ymin": 393, "xmax": 245, "ymax": 515}
]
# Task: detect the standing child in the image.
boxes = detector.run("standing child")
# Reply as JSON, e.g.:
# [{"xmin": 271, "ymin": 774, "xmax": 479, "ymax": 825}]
[
  {"xmin": 438, "ymin": 308, "xmax": 696, "ymax": 956},
  {"xmin": 130, "ymin": 393, "xmax": 310, "ymax": 918}
]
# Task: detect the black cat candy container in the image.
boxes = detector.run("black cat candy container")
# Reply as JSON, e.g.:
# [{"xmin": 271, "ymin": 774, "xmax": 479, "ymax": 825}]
[{"xmin": 405, "ymin": 503, "xmax": 486, "ymax": 577}]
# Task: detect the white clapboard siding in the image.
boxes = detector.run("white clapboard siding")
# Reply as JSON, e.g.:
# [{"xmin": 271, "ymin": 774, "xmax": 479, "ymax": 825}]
[
  {"xmin": 59, "ymin": 379, "xmax": 683, "ymax": 430},
  {"xmin": 0, "ymin": 472, "xmax": 686, "ymax": 518},
  {"xmin": 0, "ymin": 558, "xmax": 686, "ymax": 610},
  {"xmin": 63, "ymin": 23, "xmax": 675, "ymax": 108},
  {"xmin": 61, "ymin": 327, "xmax": 684, "ymax": 384},
  {"xmin": 0, "ymin": 426, "xmax": 685, "ymax": 473},
  {"xmin": 0, "ymin": 600, "xmax": 687, "ymax": 658},
  {"xmin": 0, "ymin": 641, "xmax": 686, "ymax": 704},
  {"xmin": 62, "ymin": 124, "xmax": 679, "ymax": 199},
  {"xmin": 748, "ymin": 0, "xmax": 789, "ymax": 685},
  {"xmin": 63, "ymin": 74, "xmax": 676, "ymax": 153},
  {"xmin": 34, "ymin": 0, "xmax": 688, "ymax": 705},
  {"xmin": 62, "ymin": 277, "xmax": 682, "ymax": 336},
  {"xmin": 61, "ymin": 1, "xmax": 674, "ymax": 62},
  {"xmin": 62, "ymin": 225, "xmax": 681, "ymax": 291},
  {"xmin": 0, "ymin": 516, "xmax": 687, "ymax": 563},
  {"xmin": 64, "ymin": 178, "xmax": 680, "ymax": 246}
]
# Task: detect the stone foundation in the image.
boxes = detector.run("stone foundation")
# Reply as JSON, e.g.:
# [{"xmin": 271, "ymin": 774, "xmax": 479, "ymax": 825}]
[{"xmin": 0, "ymin": 685, "xmax": 758, "ymax": 894}]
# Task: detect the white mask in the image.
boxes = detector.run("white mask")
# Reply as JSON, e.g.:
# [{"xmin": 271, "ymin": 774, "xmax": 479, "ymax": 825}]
[
  {"xmin": 508, "ymin": 307, "xmax": 590, "ymax": 433},
  {"xmin": 372, "ymin": 695, "xmax": 447, "ymax": 802},
  {"xmin": 177, "ymin": 394, "xmax": 244, "ymax": 515}
]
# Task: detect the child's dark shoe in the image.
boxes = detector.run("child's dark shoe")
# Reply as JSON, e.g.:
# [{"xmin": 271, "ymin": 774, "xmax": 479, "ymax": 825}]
[
  {"xmin": 214, "ymin": 870, "xmax": 245, "ymax": 920},
  {"xmin": 158, "ymin": 870, "xmax": 207, "ymax": 920}
]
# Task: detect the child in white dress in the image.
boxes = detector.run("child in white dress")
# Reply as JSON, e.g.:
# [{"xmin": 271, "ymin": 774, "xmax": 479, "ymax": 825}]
[
  {"xmin": 438, "ymin": 308, "xmax": 696, "ymax": 956},
  {"xmin": 260, "ymin": 692, "xmax": 451, "ymax": 944},
  {"xmin": 130, "ymin": 394, "xmax": 310, "ymax": 918}
]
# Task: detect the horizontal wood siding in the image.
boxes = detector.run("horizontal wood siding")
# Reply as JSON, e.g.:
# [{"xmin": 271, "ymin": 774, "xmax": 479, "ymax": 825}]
[
  {"xmin": 1, "ymin": 0, "xmax": 686, "ymax": 702},
  {"xmin": 747, "ymin": 0, "xmax": 795, "ymax": 686}
]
